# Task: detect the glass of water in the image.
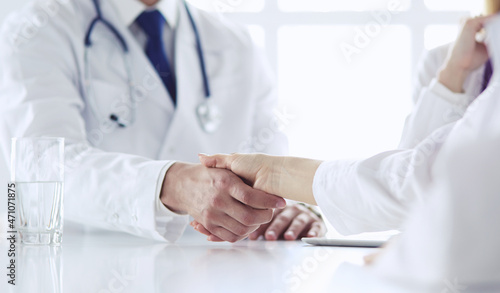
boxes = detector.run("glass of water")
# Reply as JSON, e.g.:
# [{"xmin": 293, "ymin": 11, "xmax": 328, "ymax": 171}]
[{"xmin": 11, "ymin": 137, "xmax": 65, "ymax": 245}]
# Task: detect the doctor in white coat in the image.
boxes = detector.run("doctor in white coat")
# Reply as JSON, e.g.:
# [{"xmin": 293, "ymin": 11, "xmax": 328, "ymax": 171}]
[
  {"xmin": 0, "ymin": 0, "xmax": 325, "ymax": 243},
  {"xmin": 195, "ymin": 2, "xmax": 499, "ymax": 237}
]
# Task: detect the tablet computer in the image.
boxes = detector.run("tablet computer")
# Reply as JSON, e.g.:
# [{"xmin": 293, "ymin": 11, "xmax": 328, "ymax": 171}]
[{"xmin": 301, "ymin": 237, "xmax": 386, "ymax": 248}]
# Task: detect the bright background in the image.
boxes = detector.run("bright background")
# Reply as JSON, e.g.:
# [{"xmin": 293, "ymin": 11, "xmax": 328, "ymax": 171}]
[{"xmin": 198, "ymin": 0, "xmax": 481, "ymax": 161}]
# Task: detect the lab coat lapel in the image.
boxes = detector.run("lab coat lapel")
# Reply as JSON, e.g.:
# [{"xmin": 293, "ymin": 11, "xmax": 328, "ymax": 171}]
[
  {"xmin": 172, "ymin": 6, "xmax": 234, "ymax": 111},
  {"xmin": 155, "ymin": 4, "xmax": 206, "ymax": 158},
  {"xmin": 174, "ymin": 5, "xmax": 205, "ymax": 110}
]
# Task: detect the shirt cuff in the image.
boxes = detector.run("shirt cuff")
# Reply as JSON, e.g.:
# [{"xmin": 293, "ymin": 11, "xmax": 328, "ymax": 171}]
[
  {"xmin": 312, "ymin": 160, "xmax": 357, "ymax": 235},
  {"xmin": 154, "ymin": 162, "xmax": 189, "ymax": 242},
  {"xmin": 429, "ymin": 79, "xmax": 473, "ymax": 106}
]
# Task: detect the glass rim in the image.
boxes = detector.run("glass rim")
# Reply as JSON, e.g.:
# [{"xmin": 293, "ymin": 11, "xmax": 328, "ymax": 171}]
[{"xmin": 11, "ymin": 137, "xmax": 65, "ymax": 143}]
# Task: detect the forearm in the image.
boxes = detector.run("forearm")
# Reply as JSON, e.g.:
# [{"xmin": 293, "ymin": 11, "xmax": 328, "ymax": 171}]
[
  {"xmin": 273, "ymin": 156, "xmax": 323, "ymax": 205},
  {"xmin": 63, "ymin": 143, "xmax": 188, "ymax": 241},
  {"xmin": 437, "ymin": 63, "xmax": 469, "ymax": 94},
  {"xmin": 160, "ymin": 162, "xmax": 195, "ymax": 214}
]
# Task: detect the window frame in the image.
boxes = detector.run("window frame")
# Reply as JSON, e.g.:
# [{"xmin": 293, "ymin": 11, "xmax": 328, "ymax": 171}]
[{"xmin": 225, "ymin": 1, "xmax": 470, "ymax": 80}]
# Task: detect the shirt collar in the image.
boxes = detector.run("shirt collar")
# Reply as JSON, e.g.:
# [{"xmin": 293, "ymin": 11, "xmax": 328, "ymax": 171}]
[{"xmin": 109, "ymin": 0, "xmax": 180, "ymax": 28}]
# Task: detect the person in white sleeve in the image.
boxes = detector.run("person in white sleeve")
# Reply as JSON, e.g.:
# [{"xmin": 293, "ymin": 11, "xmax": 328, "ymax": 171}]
[
  {"xmin": 370, "ymin": 13, "xmax": 500, "ymax": 289},
  {"xmin": 193, "ymin": 1, "xmax": 500, "ymax": 238},
  {"xmin": 0, "ymin": 0, "xmax": 325, "ymax": 243},
  {"xmin": 400, "ymin": 0, "xmax": 499, "ymax": 149}
]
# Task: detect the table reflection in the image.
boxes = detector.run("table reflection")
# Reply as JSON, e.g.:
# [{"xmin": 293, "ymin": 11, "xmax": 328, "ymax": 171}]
[
  {"xmin": 17, "ymin": 246, "xmax": 63, "ymax": 293},
  {"xmin": 1, "ymin": 228, "xmax": 372, "ymax": 293}
]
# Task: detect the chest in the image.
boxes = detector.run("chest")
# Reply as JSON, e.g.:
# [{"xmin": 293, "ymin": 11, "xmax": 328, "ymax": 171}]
[{"xmin": 79, "ymin": 22, "xmax": 255, "ymax": 158}]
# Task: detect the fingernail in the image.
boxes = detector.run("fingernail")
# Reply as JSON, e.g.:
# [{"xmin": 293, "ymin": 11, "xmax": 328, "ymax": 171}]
[
  {"xmin": 198, "ymin": 153, "xmax": 208, "ymax": 157},
  {"xmin": 266, "ymin": 230, "xmax": 276, "ymax": 240},
  {"xmin": 285, "ymin": 231, "xmax": 295, "ymax": 239},
  {"xmin": 308, "ymin": 231, "xmax": 317, "ymax": 237},
  {"xmin": 276, "ymin": 200, "xmax": 286, "ymax": 209}
]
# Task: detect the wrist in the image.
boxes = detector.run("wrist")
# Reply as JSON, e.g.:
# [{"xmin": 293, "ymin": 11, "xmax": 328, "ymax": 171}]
[
  {"xmin": 437, "ymin": 63, "xmax": 469, "ymax": 94},
  {"xmin": 160, "ymin": 162, "xmax": 192, "ymax": 214},
  {"xmin": 279, "ymin": 157, "xmax": 322, "ymax": 204},
  {"xmin": 265, "ymin": 155, "xmax": 286, "ymax": 196}
]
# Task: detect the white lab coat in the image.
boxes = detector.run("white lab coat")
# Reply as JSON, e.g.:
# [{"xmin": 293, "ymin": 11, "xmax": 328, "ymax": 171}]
[
  {"xmin": 313, "ymin": 36, "xmax": 488, "ymax": 235},
  {"xmin": 0, "ymin": 0, "xmax": 287, "ymax": 241}
]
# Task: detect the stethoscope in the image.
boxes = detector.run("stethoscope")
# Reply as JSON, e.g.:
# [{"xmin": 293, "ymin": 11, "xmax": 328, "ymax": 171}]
[{"xmin": 84, "ymin": 0, "xmax": 221, "ymax": 133}]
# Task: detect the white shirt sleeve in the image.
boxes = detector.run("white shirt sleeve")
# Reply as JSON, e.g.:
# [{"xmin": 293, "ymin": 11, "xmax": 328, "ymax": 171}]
[
  {"xmin": 312, "ymin": 122, "xmax": 456, "ymax": 235},
  {"xmin": 399, "ymin": 79, "xmax": 473, "ymax": 149},
  {"xmin": 154, "ymin": 162, "xmax": 189, "ymax": 242},
  {"xmin": 399, "ymin": 44, "xmax": 475, "ymax": 149}
]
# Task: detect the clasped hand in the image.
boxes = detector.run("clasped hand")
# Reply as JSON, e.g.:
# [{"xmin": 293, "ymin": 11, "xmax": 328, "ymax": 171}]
[{"xmin": 191, "ymin": 154, "xmax": 325, "ymax": 242}]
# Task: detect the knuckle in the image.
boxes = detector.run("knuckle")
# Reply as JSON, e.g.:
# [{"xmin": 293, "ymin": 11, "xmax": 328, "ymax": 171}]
[
  {"xmin": 239, "ymin": 190, "xmax": 252, "ymax": 204},
  {"xmin": 263, "ymin": 210, "xmax": 274, "ymax": 223},
  {"xmin": 234, "ymin": 226, "xmax": 250, "ymax": 237},
  {"xmin": 205, "ymin": 222, "xmax": 217, "ymax": 232},
  {"xmin": 209, "ymin": 194, "xmax": 224, "ymax": 209},
  {"xmin": 277, "ymin": 214, "xmax": 293, "ymax": 224},
  {"xmin": 212, "ymin": 226, "xmax": 225, "ymax": 237},
  {"xmin": 295, "ymin": 204, "xmax": 308, "ymax": 213},
  {"xmin": 241, "ymin": 211, "xmax": 256, "ymax": 226},
  {"xmin": 294, "ymin": 216, "xmax": 308, "ymax": 226},
  {"xmin": 228, "ymin": 234, "xmax": 240, "ymax": 243},
  {"xmin": 201, "ymin": 209, "xmax": 215, "ymax": 223},
  {"xmin": 214, "ymin": 175, "xmax": 231, "ymax": 190}
]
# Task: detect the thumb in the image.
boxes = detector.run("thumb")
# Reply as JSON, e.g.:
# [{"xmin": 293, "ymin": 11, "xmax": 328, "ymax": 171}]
[{"xmin": 198, "ymin": 153, "xmax": 234, "ymax": 170}]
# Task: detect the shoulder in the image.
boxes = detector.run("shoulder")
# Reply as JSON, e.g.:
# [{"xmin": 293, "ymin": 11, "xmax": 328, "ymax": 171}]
[
  {"xmin": 415, "ymin": 43, "xmax": 451, "ymax": 85},
  {"xmin": 420, "ymin": 43, "xmax": 451, "ymax": 71},
  {"xmin": 0, "ymin": 0, "xmax": 90, "ymax": 51}
]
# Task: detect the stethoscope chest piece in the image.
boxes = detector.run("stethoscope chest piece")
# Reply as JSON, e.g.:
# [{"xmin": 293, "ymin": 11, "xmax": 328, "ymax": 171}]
[{"xmin": 196, "ymin": 100, "xmax": 221, "ymax": 134}]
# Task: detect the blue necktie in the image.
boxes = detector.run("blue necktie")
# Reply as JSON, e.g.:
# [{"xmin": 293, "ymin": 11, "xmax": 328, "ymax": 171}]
[{"xmin": 136, "ymin": 10, "xmax": 177, "ymax": 105}]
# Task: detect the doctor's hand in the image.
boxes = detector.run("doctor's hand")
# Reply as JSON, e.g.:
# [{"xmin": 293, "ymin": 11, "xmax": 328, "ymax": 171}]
[
  {"xmin": 438, "ymin": 15, "xmax": 492, "ymax": 93},
  {"xmin": 160, "ymin": 162, "xmax": 286, "ymax": 243},
  {"xmin": 191, "ymin": 203, "xmax": 326, "ymax": 241},
  {"xmin": 197, "ymin": 153, "xmax": 326, "ymax": 241}
]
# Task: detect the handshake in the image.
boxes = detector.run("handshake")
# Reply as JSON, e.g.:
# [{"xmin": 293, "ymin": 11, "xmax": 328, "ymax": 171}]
[{"xmin": 160, "ymin": 154, "xmax": 325, "ymax": 242}]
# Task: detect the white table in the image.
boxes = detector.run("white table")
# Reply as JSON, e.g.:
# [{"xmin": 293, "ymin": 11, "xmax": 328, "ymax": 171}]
[{"xmin": 1, "ymin": 226, "xmax": 380, "ymax": 293}]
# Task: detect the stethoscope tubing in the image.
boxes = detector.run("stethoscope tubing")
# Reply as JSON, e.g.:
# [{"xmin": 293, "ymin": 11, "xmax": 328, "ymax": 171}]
[{"xmin": 84, "ymin": 0, "xmax": 211, "ymax": 127}]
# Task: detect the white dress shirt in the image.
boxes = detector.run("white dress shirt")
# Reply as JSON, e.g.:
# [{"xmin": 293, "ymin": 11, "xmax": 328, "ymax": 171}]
[{"xmin": 109, "ymin": 0, "xmax": 178, "ymax": 67}]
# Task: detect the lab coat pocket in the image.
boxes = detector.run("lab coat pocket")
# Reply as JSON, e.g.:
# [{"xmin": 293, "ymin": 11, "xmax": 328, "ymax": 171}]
[{"xmin": 86, "ymin": 80, "xmax": 132, "ymax": 125}]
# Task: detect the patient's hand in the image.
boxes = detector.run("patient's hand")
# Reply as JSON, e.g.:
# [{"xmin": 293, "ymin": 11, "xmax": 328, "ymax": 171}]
[
  {"xmin": 192, "ymin": 203, "xmax": 326, "ymax": 241},
  {"xmin": 199, "ymin": 153, "xmax": 282, "ymax": 196},
  {"xmin": 438, "ymin": 15, "xmax": 491, "ymax": 93}
]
